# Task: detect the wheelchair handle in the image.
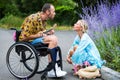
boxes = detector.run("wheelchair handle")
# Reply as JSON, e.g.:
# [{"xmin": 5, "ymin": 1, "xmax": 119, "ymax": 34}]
[{"xmin": 10, "ymin": 28, "xmax": 17, "ymax": 30}]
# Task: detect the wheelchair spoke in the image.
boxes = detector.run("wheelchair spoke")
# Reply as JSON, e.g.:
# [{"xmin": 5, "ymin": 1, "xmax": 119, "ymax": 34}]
[{"xmin": 6, "ymin": 42, "xmax": 38, "ymax": 79}]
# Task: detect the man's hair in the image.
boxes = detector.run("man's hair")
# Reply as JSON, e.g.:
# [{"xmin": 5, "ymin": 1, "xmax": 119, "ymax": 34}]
[{"xmin": 42, "ymin": 3, "xmax": 52, "ymax": 12}]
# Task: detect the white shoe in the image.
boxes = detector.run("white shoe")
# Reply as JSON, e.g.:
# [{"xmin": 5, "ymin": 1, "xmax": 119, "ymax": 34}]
[{"xmin": 47, "ymin": 64, "xmax": 67, "ymax": 77}]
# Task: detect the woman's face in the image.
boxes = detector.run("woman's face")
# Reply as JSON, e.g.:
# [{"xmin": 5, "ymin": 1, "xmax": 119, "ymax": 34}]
[{"xmin": 73, "ymin": 21, "xmax": 82, "ymax": 31}]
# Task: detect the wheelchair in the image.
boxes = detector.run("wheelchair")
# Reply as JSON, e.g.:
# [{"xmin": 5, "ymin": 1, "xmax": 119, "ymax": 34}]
[{"xmin": 6, "ymin": 28, "xmax": 63, "ymax": 80}]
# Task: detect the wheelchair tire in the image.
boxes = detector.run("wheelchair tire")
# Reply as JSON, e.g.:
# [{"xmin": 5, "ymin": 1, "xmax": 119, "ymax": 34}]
[{"xmin": 6, "ymin": 42, "xmax": 39, "ymax": 79}]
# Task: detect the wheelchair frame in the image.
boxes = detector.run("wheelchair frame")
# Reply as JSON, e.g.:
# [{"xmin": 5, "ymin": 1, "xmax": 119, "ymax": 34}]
[{"xmin": 6, "ymin": 28, "xmax": 63, "ymax": 80}]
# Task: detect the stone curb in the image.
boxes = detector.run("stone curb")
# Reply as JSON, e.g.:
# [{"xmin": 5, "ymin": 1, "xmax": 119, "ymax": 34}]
[{"xmin": 101, "ymin": 66, "xmax": 120, "ymax": 80}]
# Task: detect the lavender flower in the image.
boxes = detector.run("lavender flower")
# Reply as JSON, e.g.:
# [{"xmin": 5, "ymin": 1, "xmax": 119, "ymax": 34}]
[{"xmin": 80, "ymin": 0, "xmax": 120, "ymax": 39}]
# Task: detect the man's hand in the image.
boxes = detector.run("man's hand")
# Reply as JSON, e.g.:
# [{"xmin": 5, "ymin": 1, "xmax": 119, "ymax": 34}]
[
  {"xmin": 37, "ymin": 31, "xmax": 48, "ymax": 37},
  {"xmin": 43, "ymin": 23, "xmax": 57, "ymax": 35},
  {"xmin": 37, "ymin": 31, "xmax": 43, "ymax": 37},
  {"xmin": 47, "ymin": 29, "xmax": 55, "ymax": 35}
]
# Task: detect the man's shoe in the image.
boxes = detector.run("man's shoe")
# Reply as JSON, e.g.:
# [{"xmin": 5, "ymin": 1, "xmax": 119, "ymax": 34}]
[{"xmin": 47, "ymin": 64, "xmax": 67, "ymax": 77}]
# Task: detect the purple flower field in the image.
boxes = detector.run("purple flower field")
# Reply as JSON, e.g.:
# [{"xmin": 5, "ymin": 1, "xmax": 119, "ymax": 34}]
[
  {"xmin": 80, "ymin": 0, "xmax": 120, "ymax": 72},
  {"xmin": 80, "ymin": 0, "xmax": 120, "ymax": 35}
]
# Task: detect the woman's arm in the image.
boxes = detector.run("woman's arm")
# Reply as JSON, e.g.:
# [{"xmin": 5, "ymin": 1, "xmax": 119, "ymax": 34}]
[{"xmin": 74, "ymin": 34, "xmax": 90, "ymax": 54}]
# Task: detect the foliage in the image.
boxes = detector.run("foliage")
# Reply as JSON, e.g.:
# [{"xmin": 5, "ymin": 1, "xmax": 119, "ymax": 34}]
[
  {"xmin": 3, "ymin": 3, "xmax": 20, "ymax": 16},
  {"xmin": 53, "ymin": 5, "xmax": 75, "ymax": 25},
  {"xmin": 96, "ymin": 27, "xmax": 120, "ymax": 72},
  {"xmin": 51, "ymin": 0, "xmax": 76, "ymax": 25},
  {"xmin": 0, "ymin": 0, "xmax": 11, "ymax": 8},
  {"xmin": 0, "ymin": 0, "xmax": 16, "ymax": 18},
  {"xmin": 0, "ymin": 0, "xmax": 77, "ymax": 25},
  {"xmin": 0, "ymin": 15, "xmax": 24, "ymax": 29},
  {"xmin": 15, "ymin": 0, "xmax": 44, "ymax": 15},
  {"xmin": 80, "ymin": 0, "xmax": 120, "ymax": 72}
]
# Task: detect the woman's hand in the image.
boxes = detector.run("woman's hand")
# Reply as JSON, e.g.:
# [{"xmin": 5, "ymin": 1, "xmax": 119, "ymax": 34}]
[{"xmin": 66, "ymin": 55, "xmax": 72, "ymax": 64}]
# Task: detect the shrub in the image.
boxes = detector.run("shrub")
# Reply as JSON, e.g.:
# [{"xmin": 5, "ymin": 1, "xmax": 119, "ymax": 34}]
[{"xmin": 0, "ymin": 14, "xmax": 24, "ymax": 29}]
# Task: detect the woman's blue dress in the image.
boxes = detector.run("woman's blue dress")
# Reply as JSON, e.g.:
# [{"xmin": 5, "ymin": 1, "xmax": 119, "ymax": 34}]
[{"xmin": 69, "ymin": 33, "xmax": 104, "ymax": 68}]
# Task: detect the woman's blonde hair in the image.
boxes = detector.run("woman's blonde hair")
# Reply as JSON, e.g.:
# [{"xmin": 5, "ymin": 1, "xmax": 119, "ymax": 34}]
[{"xmin": 78, "ymin": 20, "xmax": 88, "ymax": 33}]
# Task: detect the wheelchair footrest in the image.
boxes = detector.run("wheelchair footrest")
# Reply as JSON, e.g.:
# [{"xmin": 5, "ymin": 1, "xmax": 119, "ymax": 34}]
[
  {"xmin": 41, "ymin": 61, "xmax": 56, "ymax": 80},
  {"xmin": 41, "ymin": 71, "xmax": 47, "ymax": 80}
]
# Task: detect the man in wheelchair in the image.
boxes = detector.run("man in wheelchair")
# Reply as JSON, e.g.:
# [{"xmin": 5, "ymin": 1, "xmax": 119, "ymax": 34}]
[{"xmin": 19, "ymin": 3, "xmax": 67, "ymax": 77}]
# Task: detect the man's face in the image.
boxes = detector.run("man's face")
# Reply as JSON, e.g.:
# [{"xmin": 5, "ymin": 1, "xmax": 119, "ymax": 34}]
[{"xmin": 48, "ymin": 5, "xmax": 56, "ymax": 19}]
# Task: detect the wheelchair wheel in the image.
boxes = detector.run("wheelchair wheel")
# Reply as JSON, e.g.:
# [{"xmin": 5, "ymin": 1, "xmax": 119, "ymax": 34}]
[{"xmin": 6, "ymin": 42, "xmax": 39, "ymax": 79}]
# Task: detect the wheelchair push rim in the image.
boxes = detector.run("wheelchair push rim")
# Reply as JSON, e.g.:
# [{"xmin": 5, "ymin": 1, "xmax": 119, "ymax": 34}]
[{"xmin": 6, "ymin": 42, "xmax": 39, "ymax": 79}]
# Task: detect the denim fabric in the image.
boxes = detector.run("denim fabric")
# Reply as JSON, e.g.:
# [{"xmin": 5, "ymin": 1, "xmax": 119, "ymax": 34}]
[{"xmin": 31, "ymin": 37, "xmax": 44, "ymax": 44}]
